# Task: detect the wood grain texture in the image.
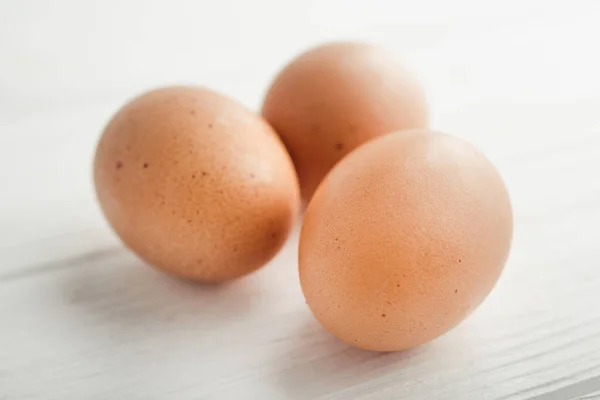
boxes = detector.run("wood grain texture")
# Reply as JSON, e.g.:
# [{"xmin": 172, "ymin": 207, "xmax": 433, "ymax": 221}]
[{"xmin": 1, "ymin": 0, "xmax": 600, "ymax": 398}]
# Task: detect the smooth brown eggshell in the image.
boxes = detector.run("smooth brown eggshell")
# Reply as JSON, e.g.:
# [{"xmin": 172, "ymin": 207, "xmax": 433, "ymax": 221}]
[
  {"xmin": 94, "ymin": 86, "xmax": 300, "ymax": 283},
  {"xmin": 299, "ymin": 130, "xmax": 513, "ymax": 351},
  {"xmin": 262, "ymin": 42, "xmax": 429, "ymax": 202}
]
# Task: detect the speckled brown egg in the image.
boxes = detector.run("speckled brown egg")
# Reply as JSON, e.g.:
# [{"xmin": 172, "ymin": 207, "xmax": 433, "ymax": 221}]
[
  {"xmin": 299, "ymin": 130, "xmax": 512, "ymax": 351},
  {"xmin": 94, "ymin": 86, "xmax": 300, "ymax": 283},
  {"xmin": 262, "ymin": 42, "xmax": 429, "ymax": 202}
]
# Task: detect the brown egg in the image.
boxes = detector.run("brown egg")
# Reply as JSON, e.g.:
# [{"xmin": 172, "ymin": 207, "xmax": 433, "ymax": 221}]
[
  {"xmin": 94, "ymin": 86, "xmax": 300, "ymax": 283},
  {"xmin": 262, "ymin": 42, "xmax": 429, "ymax": 202},
  {"xmin": 299, "ymin": 130, "xmax": 512, "ymax": 351}
]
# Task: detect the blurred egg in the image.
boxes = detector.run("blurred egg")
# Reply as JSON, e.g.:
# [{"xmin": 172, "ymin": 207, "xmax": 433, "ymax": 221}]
[
  {"xmin": 94, "ymin": 86, "xmax": 300, "ymax": 283},
  {"xmin": 262, "ymin": 42, "xmax": 429, "ymax": 202},
  {"xmin": 299, "ymin": 130, "xmax": 512, "ymax": 351}
]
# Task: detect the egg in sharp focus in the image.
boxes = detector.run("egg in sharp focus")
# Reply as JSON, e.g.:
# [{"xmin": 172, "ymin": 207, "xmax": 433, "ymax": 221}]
[
  {"xmin": 262, "ymin": 41, "xmax": 429, "ymax": 202},
  {"xmin": 94, "ymin": 86, "xmax": 300, "ymax": 283},
  {"xmin": 299, "ymin": 130, "xmax": 513, "ymax": 351}
]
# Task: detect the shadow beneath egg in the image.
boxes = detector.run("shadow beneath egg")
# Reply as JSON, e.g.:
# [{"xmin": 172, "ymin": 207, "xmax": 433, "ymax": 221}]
[
  {"xmin": 273, "ymin": 314, "xmax": 432, "ymax": 399},
  {"xmin": 58, "ymin": 247, "xmax": 261, "ymax": 338}
]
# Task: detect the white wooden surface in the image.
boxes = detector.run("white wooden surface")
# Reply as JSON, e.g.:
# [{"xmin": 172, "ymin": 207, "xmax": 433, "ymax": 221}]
[{"xmin": 1, "ymin": 1, "xmax": 600, "ymax": 398}]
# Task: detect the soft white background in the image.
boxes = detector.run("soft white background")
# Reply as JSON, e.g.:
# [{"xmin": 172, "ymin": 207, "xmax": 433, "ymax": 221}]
[{"xmin": 1, "ymin": 0, "xmax": 600, "ymax": 399}]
